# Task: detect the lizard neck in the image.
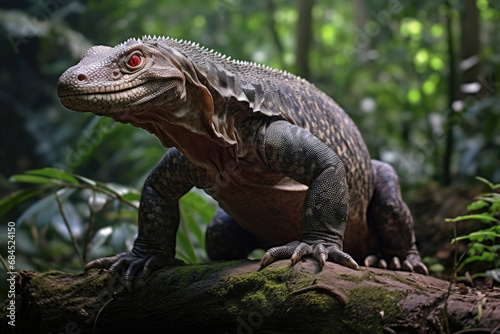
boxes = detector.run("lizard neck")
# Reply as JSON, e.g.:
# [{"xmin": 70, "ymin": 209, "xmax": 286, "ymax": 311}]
[{"xmin": 113, "ymin": 78, "xmax": 239, "ymax": 173}]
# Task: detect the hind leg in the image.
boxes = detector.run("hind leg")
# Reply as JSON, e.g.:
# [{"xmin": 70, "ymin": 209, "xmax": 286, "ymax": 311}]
[
  {"xmin": 367, "ymin": 160, "xmax": 428, "ymax": 275},
  {"xmin": 206, "ymin": 209, "xmax": 271, "ymax": 260}
]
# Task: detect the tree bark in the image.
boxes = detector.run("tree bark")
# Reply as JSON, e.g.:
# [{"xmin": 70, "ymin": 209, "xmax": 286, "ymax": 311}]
[{"xmin": 2, "ymin": 260, "xmax": 500, "ymax": 334}]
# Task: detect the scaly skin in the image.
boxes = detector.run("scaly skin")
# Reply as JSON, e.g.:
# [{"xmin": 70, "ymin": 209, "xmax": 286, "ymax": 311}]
[{"xmin": 57, "ymin": 36, "xmax": 428, "ymax": 289}]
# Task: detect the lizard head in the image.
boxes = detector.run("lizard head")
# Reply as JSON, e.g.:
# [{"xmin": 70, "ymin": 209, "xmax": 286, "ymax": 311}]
[
  {"xmin": 57, "ymin": 38, "xmax": 187, "ymax": 115},
  {"xmin": 58, "ymin": 36, "xmax": 237, "ymax": 159}
]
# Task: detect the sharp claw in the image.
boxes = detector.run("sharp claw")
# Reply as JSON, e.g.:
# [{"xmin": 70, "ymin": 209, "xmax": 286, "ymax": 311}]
[
  {"xmin": 125, "ymin": 279, "xmax": 133, "ymax": 293},
  {"xmin": 313, "ymin": 244, "xmax": 327, "ymax": 267},
  {"xmin": 402, "ymin": 260, "xmax": 414, "ymax": 272},
  {"xmin": 85, "ymin": 258, "xmax": 105, "ymax": 271},
  {"xmin": 364, "ymin": 255, "xmax": 378, "ymax": 267},
  {"xmin": 327, "ymin": 247, "xmax": 359, "ymax": 270},
  {"xmin": 346, "ymin": 258, "xmax": 360, "ymax": 270},
  {"xmin": 389, "ymin": 257, "xmax": 401, "ymax": 271},
  {"xmin": 414, "ymin": 263, "xmax": 429, "ymax": 276},
  {"xmin": 260, "ymin": 253, "xmax": 275, "ymax": 267},
  {"xmin": 143, "ymin": 266, "xmax": 152, "ymax": 279},
  {"xmin": 318, "ymin": 253, "xmax": 327, "ymax": 267},
  {"xmin": 338, "ymin": 254, "xmax": 359, "ymax": 270},
  {"xmin": 291, "ymin": 252, "xmax": 301, "ymax": 265},
  {"xmin": 378, "ymin": 259, "xmax": 388, "ymax": 270}
]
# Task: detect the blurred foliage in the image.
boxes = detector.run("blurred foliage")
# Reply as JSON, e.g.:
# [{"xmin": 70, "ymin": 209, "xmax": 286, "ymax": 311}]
[
  {"xmin": 1, "ymin": 0, "xmax": 500, "ymax": 297},
  {"xmin": 446, "ymin": 177, "xmax": 500, "ymax": 282}
]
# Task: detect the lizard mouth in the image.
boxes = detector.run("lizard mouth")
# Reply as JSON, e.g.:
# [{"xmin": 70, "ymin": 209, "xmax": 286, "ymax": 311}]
[{"xmin": 58, "ymin": 80, "xmax": 167, "ymax": 112}]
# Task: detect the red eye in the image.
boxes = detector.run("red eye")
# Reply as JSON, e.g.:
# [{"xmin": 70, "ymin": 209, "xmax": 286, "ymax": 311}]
[{"xmin": 129, "ymin": 55, "xmax": 141, "ymax": 67}]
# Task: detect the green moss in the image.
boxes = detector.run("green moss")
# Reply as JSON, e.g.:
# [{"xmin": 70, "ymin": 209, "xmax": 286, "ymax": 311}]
[
  {"xmin": 212, "ymin": 265, "xmax": 292, "ymax": 302},
  {"xmin": 209, "ymin": 265, "xmax": 351, "ymax": 333},
  {"xmin": 343, "ymin": 286, "xmax": 404, "ymax": 333},
  {"xmin": 339, "ymin": 272, "xmax": 362, "ymax": 283},
  {"xmin": 166, "ymin": 260, "xmax": 244, "ymax": 288},
  {"xmin": 359, "ymin": 271, "xmax": 385, "ymax": 284},
  {"xmin": 30, "ymin": 271, "xmax": 86, "ymax": 297},
  {"xmin": 210, "ymin": 265, "xmax": 313, "ymax": 314}
]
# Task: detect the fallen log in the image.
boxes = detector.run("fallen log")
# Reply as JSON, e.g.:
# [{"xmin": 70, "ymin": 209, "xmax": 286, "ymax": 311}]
[{"xmin": 1, "ymin": 259, "xmax": 499, "ymax": 334}]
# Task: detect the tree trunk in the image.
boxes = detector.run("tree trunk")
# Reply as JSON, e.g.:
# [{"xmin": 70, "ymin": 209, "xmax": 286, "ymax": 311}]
[
  {"xmin": 460, "ymin": 0, "xmax": 481, "ymax": 87},
  {"xmin": 2, "ymin": 260, "xmax": 500, "ymax": 334},
  {"xmin": 296, "ymin": 0, "xmax": 314, "ymax": 79},
  {"xmin": 443, "ymin": 0, "xmax": 458, "ymax": 186}
]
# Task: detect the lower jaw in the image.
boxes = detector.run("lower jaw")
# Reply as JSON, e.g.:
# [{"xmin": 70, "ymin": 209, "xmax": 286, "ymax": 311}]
[{"xmin": 60, "ymin": 96, "xmax": 123, "ymax": 113}]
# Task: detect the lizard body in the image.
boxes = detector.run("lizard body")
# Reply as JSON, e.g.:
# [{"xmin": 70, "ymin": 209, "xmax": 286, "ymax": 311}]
[{"xmin": 57, "ymin": 36, "xmax": 428, "ymax": 282}]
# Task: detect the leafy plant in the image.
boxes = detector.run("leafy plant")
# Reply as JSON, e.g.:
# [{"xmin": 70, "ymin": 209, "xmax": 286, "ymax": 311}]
[
  {"xmin": 446, "ymin": 177, "xmax": 500, "ymax": 282},
  {"xmin": 0, "ymin": 167, "xmax": 214, "ymax": 274}
]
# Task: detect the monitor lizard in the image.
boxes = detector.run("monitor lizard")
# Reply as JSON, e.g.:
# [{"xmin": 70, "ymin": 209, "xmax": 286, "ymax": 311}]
[{"xmin": 57, "ymin": 36, "xmax": 428, "ymax": 289}]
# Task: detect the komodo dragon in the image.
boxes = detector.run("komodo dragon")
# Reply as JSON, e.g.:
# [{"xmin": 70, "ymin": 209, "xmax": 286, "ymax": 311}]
[{"xmin": 57, "ymin": 36, "xmax": 428, "ymax": 287}]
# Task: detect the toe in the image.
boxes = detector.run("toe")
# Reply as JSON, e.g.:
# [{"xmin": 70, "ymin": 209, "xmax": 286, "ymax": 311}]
[
  {"xmin": 260, "ymin": 253, "xmax": 275, "ymax": 267},
  {"xmin": 291, "ymin": 243, "xmax": 313, "ymax": 265},
  {"xmin": 143, "ymin": 255, "xmax": 170, "ymax": 278},
  {"xmin": 109, "ymin": 256, "xmax": 131, "ymax": 274},
  {"xmin": 327, "ymin": 247, "xmax": 359, "ymax": 270},
  {"xmin": 405, "ymin": 253, "xmax": 429, "ymax": 275},
  {"xmin": 401, "ymin": 259, "xmax": 414, "ymax": 272},
  {"xmin": 85, "ymin": 253, "xmax": 123, "ymax": 271},
  {"xmin": 389, "ymin": 257, "xmax": 401, "ymax": 271},
  {"xmin": 364, "ymin": 255, "xmax": 378, "ymax": 268},
  {"xmin": 261, "ymin": 241, "xmax": 300, "ymax": 267},
  {"xmin": 414, "ymin": 262, "xmax": 429, "ymax": 275},
  {"xmin": 378, "ymin": 259, "xmax": 388, "ymax": 270},
  {"xmin": 313, "ymin": 244, "xmax": 327, "ymax": 267},
  {"xmin": 124, "ymin": 259, "xmax": 145, "ymax": 292}
]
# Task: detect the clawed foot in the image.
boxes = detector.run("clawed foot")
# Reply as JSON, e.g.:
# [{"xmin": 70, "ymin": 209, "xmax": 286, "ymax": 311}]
[
  {"xmin": 85, "ymin": 250, "xmax": 183, "ymax": 292},
  {"xmin": 364, "ymin": 253, "xmax": 428, "ymax": 275},
  {"xmin": 260, "ymin": 240, "xmax": 359, "ymax": 270}
]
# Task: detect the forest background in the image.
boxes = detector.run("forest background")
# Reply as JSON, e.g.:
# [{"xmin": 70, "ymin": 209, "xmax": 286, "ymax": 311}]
[{"xmin": 1, "ymin": 0, "xmax": 499, "ymax": 299}]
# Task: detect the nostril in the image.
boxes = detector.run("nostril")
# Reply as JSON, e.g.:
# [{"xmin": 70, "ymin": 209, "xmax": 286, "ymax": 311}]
[
  {"xmin": 111, "ymin": 69, "xmax": 122, "ymax": 80},
  {"xmin": 77, "ymin": 73, "xmax": 88, "ymax": 81}
]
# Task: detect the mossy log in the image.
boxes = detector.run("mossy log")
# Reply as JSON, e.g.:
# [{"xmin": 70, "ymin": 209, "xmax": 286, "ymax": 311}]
[{"xmin": 2, "ymin": 259, "xmax": 500, "ymax": 334}]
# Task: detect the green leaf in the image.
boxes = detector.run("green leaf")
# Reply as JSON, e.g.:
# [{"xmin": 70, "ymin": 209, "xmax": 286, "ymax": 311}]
[
  {"xmin": 180, "ymin": 203, "xmax": 205, "ymax": 253},
  {"xmin": 98, "ymin": 182, "xmax": 125, "ymax": 196},
  {"xmin": 10, "ymin": 174, "xmax": 58, "ymax": 185},
  {"xmin": 17, "ymin": 188, "xmax": 76, "ymax": 228},
  {"xmin": 428, "ymin": 263, "xmax": 445, "ymax": 273},
  {"xmin": 26, "ymin": 168, "xmax": 79, "ymax": 184},
  {"xmin": 457, "ymin": 252, "xmax": 497, "ymax": 271},
  {"xmin": 476, "ymin": 176, "xmax": 500, "ymax": 190},
  {"xmin": 17, "ymin": 193, "xmax": 58, "ymax": 228},
  {"xmin": 455, "ymin": 231, "xmax": 500, "ymax": 243},
  {"xmin": 176, "ymin": 228, "xmax": 198, "ymax": 264},
  {"xmin": 445, "ymin": 213, "xmax": 497, "ymax": 223},
  {"xmin": 0, "ymin": 188, "xmax": 47, "ymax": 218},
  {"xmin": 466, "ymin": 200, "xmax": 489, "ymax": 211},
  {"xmin": 73, "ymin": 174, "xmax": 97, "ymax": 186},
  {"xmin": 181, "ymin": 191, "xmax": 215, "ymax": 223},
  {"xmin": 121, "ymin": 192, "xmax": 141, "ymax": 202}
]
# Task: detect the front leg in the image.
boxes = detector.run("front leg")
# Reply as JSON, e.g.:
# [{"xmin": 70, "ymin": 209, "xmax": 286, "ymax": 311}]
[
  {"xmin": 85, "ymin": 148, "xmax": 195, "ymax": 288},
  {"xmin": 258, "ymin": 120, "xmax": 358, "ymax": 270}
]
